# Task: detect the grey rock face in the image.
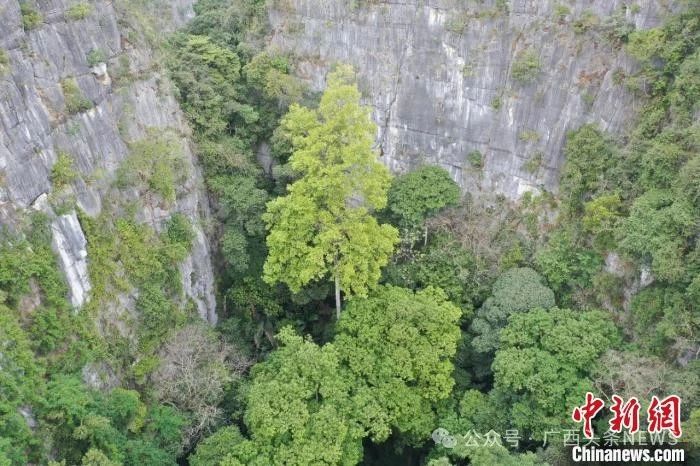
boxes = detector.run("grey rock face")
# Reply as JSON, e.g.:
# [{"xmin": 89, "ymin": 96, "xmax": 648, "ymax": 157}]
[
  {"xmin": 82, "ymin": 361, "xmax": 120, "ymax": 391},
  {"xmin": 50, "ymin": 211, "xmax": 90, "ymax": 309},
  {"xmin": 18, "ymin": 406, "xmax": 36, "ymax": 430},
  {"xmin": 268, "ymin": 0, "xmax": 673, "ymax": 199},
  {"xmin": 0, "ymin": 0, "xmax": 216, "ymax": 322}
]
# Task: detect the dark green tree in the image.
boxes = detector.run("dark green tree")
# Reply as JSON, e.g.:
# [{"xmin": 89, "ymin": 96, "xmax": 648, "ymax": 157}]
[
  {"xmin": 387, "ymin": 165, "xmax": 460, "ymax": 247},
  {"xmin": 491, "ymin": 307, "xmax": 619, "ymax": 440},
  {"xmin": 559, "ymin": 124, "xmax": 618, "ymax": 213},
  {"xmin": 170, "ymin": 34, "xmax": 256, "ymax": 137},
  {"xmin": 382, "ymin": 233, "xmax": 479, "ymax": 310},
  {"xmin": 189, "ymin": 426, "xmax": 247, "ymax": 466},
  {"xmin": 471, "ymin": 267, "xmax": 555, "ymax": 354}
]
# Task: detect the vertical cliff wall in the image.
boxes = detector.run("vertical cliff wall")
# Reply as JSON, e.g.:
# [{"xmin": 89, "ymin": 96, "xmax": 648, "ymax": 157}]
[
  {"xmin": 268, "ymin": 0, "xmax": 673, "ymax": 199},
  {"xmin": 0, "ymin": 0, "xmax": 216, "ymax": 322}
]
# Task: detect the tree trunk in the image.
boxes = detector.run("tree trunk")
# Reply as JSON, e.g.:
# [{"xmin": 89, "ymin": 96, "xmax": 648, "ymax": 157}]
[
  {"xmin": 424, "ymin": 225, "xmax": 428, "ymax": 247},
  {"xmin": 334, "ymin": 273, "xmax": 341, "ymax": 320}
]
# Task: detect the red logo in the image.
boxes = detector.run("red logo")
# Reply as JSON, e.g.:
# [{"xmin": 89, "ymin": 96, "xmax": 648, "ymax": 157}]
[
  {"xmin": 609, "ymin": 395, "xmax": 641, "ymax": 434},
  {"xmin": 572, "ymin": 392, "xmax": 605, "ymax": 439},
  {"xmin": 648, "ymin": 395, "xmax": 682, "ymax": 438},
  {"xmin": 573, "ymin": 393, "xmax": 682, "ymax": 439}
]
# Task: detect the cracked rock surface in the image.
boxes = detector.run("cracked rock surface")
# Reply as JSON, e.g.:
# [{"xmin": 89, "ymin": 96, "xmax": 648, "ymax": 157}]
[
  {"xmin": 0, "ymin": 0, "xmax": 216, "ymax": 323},
  {"xmin": 268, "ymin": 0, "xmax": 674, "ymax": 199}
]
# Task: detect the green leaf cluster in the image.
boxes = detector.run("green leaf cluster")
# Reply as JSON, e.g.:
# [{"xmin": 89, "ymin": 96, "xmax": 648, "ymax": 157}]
[
  {"xmin": 263, "ymin": 66, "xmax": 399, "ymax": 301},
  {"xmin": 511, "ymin": 49, "xmax": 541, "ymax": 84},
  {"xmin": 61, "ymin": 78, "xmax": 93, "ymax": 114},
  {"xmin": 386, "ymin": 165, "xmax": 460, "ymax": 243},
  {"xmin": 20, "ymin": 2, "xmax": 42, "ymax": 30},
  {"xmin": 116, "ymin": 131, "xmax": 188, "ymax": 205},
  {"xmin": 471, "ymin": 267, "xmax": 555, "ymax": 354},
  {"xmin": 492, "ymin": 307, "xmax": 619, "ymax": 440},
  {"xmin": 66, "ymin": 2, "xmax": 92, "ymax": 21},
  {"xmin": 169, "ymin": 34, "xmax": 247, "ymax": 137},
  {"xmin": 51, "ymin": 151, "xmax": 79, "ymax": 189},
  {"xmin": 202, "ymin": 286, "xmax": 462, "ymax": 465}
]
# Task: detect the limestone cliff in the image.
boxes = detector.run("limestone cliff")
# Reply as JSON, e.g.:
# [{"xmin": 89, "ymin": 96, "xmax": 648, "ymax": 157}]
[
  {"xmin": 267, "ymin": 0, "xmax": 673, "ymax": 198},
  {"xmin": 0, "ymin": 0, "xmax": 677, "ymax": 330},
  {"xmin": 0, "ymin": 0, "xmax": 216, "ymax": 322}
]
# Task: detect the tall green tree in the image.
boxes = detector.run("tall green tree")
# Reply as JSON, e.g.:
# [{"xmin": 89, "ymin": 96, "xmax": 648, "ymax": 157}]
[
  {"xmin": 263, "ymin": 65, "xmax": 399, "ymax": 318},
  {"xmin": 209, "ymin": 285, "xmax": 462, "ymax": 464}
]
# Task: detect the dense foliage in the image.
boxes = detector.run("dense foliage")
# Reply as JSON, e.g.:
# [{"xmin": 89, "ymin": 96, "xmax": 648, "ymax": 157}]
[
  {"xmin": 4, "ymin": 1, "xmax": 700, "ymax": 465},
  {"xmin": 492, "ymin": 307, "xmax": 619, "ymax": 439},
  {"xmin": 196, "ymin": 286, "xmax": 461, "ymax": 465},
  {"xmin": 386, "ymin": 165, "xmax": 461, "ymax": 247},
  {"xmin": 471, "ymin": 267, "xmax": 555, "ymax": 355},
  {"xmin": 553, "ymin": 4, "xmax": 700, "ymax": 361},
  {"xmin": 263, "ymin": 66, "xmax": 399, "ymax": 318},
  {"xmin": 0, "ymin": 216, "xmax": 189, "ymax": 465}
]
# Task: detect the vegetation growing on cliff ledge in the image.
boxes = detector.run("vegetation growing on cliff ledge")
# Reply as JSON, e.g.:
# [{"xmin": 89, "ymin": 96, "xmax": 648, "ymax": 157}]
[{"xmin": 2, "ymin": 1, "xmax": 700, "ymax": 465}]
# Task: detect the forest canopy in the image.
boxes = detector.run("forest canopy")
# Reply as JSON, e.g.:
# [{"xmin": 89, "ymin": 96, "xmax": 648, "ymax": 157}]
[{"xmin": 1, "ymin": 1, "xmax": 699, "ymax": 465}]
